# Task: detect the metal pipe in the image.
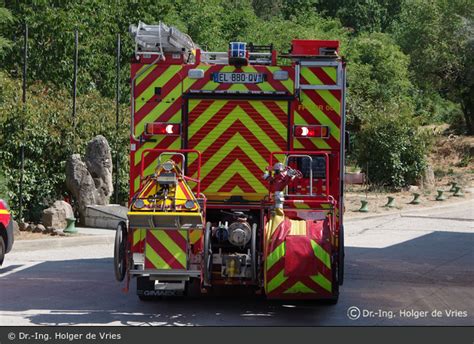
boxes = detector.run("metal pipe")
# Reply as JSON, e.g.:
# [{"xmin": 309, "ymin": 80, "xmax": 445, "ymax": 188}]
[
  {"xmin": 22, "ymin": 23, "xmax": 27, "ymax": 105},
  {"xmin": 115, "ymin": 33, "xmax": 120, "ymax": 204},
  {"xmin": 72, "ymin": 29, "xmax": 78, "ymax": 129}
]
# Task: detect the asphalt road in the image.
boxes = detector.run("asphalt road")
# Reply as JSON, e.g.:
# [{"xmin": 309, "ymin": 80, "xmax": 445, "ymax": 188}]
[{"xmin": 1, "ymin": 200, "xmax": 473, "ymax": 326}]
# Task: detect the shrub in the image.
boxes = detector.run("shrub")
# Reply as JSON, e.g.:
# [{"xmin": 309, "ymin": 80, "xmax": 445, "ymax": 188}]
[{"xmin": 355, "ymin": 114, "xmax": 428, "ymax": 189}]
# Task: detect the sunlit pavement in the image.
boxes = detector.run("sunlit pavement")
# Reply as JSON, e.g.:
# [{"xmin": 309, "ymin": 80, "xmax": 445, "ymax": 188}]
[{"xmin": 1, "ymin": 200, "xmax": 472, "ymax": 326}]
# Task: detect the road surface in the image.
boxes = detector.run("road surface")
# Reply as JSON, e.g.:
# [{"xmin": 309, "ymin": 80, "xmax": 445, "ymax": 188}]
[{"xmin": 1, "ymin": 200, "xmax": 472, "ymax": 326}]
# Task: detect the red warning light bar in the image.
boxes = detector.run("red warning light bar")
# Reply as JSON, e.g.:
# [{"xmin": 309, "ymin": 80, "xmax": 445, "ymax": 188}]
[{"xmin": 294, "ymin": 125, "xmax": 329, "ymax": 138}]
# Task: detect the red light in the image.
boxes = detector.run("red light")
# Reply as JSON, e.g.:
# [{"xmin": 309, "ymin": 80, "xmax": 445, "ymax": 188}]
[
  {"xmin": 145, "ymin": 123, "xmax": 181, "ymax": 136},
  {"xmin": 294, "ymin": 125, "xmax": 329, "ymax": 138}
]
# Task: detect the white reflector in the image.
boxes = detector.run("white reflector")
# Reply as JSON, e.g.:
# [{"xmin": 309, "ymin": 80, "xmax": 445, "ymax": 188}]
[
  {"xmin": 188, "ymin": 69, "xmax": 205, "ymax": 79},
  {"xmin": 273, "ymin": 70, "xmax": 289, "ymax": 80}
]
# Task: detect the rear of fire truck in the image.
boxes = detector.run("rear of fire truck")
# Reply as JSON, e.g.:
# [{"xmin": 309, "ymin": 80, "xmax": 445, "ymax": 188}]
[{"xmin": 114, "ymin": 21, "xmax": 346, "ymax": 303}]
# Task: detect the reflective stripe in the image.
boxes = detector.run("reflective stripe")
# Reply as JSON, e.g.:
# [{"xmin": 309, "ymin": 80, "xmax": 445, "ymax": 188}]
[{"xmin": 310, "ymin": 239, "xmax": 331, "ymax": 269}]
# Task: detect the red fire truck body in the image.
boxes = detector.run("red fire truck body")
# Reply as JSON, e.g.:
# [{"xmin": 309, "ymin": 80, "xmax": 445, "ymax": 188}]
[{"xmin": 114, "ymin": 22, "xmax": 346, "ymax": 302}]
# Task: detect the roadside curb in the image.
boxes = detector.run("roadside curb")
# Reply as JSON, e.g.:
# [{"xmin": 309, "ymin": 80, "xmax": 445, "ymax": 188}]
[
  {"xmin": 345, "ymin": 198, "xmax": 473, "ymax": 222},
  {"xmin": 12, "ymin": 234, "xmax": 115, "ymax": 252}
]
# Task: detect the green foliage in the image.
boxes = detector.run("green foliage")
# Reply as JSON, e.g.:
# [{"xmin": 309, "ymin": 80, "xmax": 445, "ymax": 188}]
[
  {"xmin": 346, "ymin": 32, "xmax": 413, "ymax": 129},
  {"xmin": 0, "ymin": 6, "xmax": 13, "ymax": 56},
  {"xmin": 392, "ymin": 0, "xmax": 474, "ymax": 133},
  {"xmin": 356, "ymin": 114, "xmax": 428, "ymax": 189}
]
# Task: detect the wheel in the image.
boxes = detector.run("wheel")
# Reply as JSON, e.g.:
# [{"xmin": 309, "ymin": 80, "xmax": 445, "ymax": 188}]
[
  {"xmin": 338, "ymin": 225, "xmax": 345, "ymax": 286},
  {"xmin": 250, "ymin": 223, "xmax": 257, "ymax": 283},
  {"xmin": 0, "ymin": 236, "xmax": 5, "ymax": 266},
  {"xmin": 114, "ymin": 221, "xmax": 127, "ymax": 282},
  {"xmin": 203, "ymin": 222, "xmax": 212, "ymax": 286}
]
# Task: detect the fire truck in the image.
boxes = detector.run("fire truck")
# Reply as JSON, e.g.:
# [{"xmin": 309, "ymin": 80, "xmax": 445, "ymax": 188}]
[
  {"xmin": 0, "ymin": 199, "xmax": 14, "ymax": 266},
  {"xmin": 114, "ymin": 22, "xmax": 346, "ymax": 303}
]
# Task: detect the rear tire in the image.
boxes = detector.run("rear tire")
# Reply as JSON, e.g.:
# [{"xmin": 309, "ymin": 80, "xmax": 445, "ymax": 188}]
[
  {"xmin": 338, "ymin": 225, "xmax": 345, "ymax": 286},
  {"xmin": 114, "ymin": 222, "xmax": 127, "ymax": 282},
  {"xmin": 203, "ymin": 222, "xmax": 212, "ymax": 286},
  {"xmin": 0, "ymin": 236, "xmax": 5, "ymax": 266}
]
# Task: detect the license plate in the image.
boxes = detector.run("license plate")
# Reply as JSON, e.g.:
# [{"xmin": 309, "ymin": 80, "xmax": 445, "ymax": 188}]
[{"xmin": 213, "ymin": 72, "xmax": 264, "ymax": 84}]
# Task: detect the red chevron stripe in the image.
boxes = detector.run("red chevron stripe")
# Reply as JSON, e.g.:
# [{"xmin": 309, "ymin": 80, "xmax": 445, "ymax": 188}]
[
  {"xmin": 188, "ymin": 100, "xmax": 239, "ymax": 128},
  {"xmin": 266, "ymin": 258, "xmax": 285, "ymax": 282},
  {"xmin": 197, "ymin": 146, "xmax": 265, "ymax": 189},
  {"xmin": 303, "ymin": 89, "xmax": 341, "ymax": 126},
  {"xmin": 254, "ymin": 66, "xmax": 294, "ymax": 93},
  {"xmin": 146, "ymin": 231, "xmax": 186, "ymax": 269},
  {"xmin": 309, "ymin": 67, "xmax": 337, "ymax": 85},
  {"xmin": 300, "ymin": 276, "xmax": 332, "ymax": 295},
  {"xmin": 268, "ymin": 277, "xmax": 314, "ymax": 296},
  {"xmin": 188, "ymin": 119, "xmax": 278, "ymax": 172},
  {"xmin": 135, "ymin": 65, "xmax": 180, "ymax": 98},
  {"xmin": 165, "ymin": 230, "xmax": 188, "ymax": 251},
  {"xmin": 187, "ymin": 100, "xmax": 216, "ymax": 124},
  {"xmin": 299, "ymin": 74, "xmax": 341, "ymax": 100},
  {"xmin": 218, "ymin": 173, "xmax": 257, "ymax": 192},
  {"xmin": 189, "ymin": 101, "xmax": 287, "ymax": 148},
  {"xmin": 295, "ymin": 109, "xmax": 340, "ymax": 149},
  {"xmin": 187, "ymin": 65, "xmax": 224, "ymax": 91},
  {"xmin": 135, "ymin": 99, "xmax": 182, "ymax": 136},
  {"xmin": 134, "ymin": 73, "xmax": 183, "ymax": 124}
]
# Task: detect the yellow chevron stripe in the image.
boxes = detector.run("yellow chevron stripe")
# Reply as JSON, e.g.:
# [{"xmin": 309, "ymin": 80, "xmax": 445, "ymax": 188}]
[
  {"xmin": 151, "ymin": 230, "xmax": 187, "ymax": 268},
  {"xmin": 188, "ymin": 102, "xmax": 285, "ymax": 166},
  {"xmin": 301, "ymin": 67, "xmax": 324, "ymax": 85},
  {"xmin": 0, "ymin": 209, "xmax": 9, "ymax": 215},
  {"xmin": 133, "ymin": 229, "xmax": 145, "ymax": 246},
  {"xmin": 189, "ymin": 229, "xmax": 201, "ymax": 244},
  {"xmin": 135, "ymin": 86, "xmax": 182, "ymax": 136},
  {"xmin": 182, "ymin": 65, "xmax": 212, "ymax": 91},
  {"xmin": 135, "ymin": 64, "xmax": 157, "ymax": 86},
  {"xmin": 199, "ymin": 133, "xmax": 268, "ymax": 175},
  {"xmin": 317, "ymin": 90, "xmax": 341, "ymax": 116},
  {"xmin": 293, "ymin": 111, "xmax": 332, "ymax": 149},
  {"xmin": 204, "ymin": 160, "xmax": 267, "ymax": 193},
  {"xmin": 310, "ymin": 273, "xmax": 332, "ymax": 292},
  {"xmin": 310, "ymin": 239, "xmax": 331, "ymax": 269},
  {"xmin": 145, "ymin": 242, "xmax": 172, "ymax": 269},
  {"xmin": 266, "ymin": 242, "xmax": 285, "ymax": 271},
  {"xmin": 266, "ymin": 269, "xmax": 287, "ymax": 293},
  {"xmin": 134, "ymin": 111, "xmax": 182, "ymax": 166},
  {"xmin": 266, "ymin": 66, "xmax": 293, "ymax": 93},
  {"xmin": 298, "ymin": 93, "xmax": 340, "ymax": 142},
  {"xmin": 283, "ymin": 281, "xmax": 315, "ymax": 294},
  {"xmin": 322, "ymin": 66, "xmax": 337, "ymax": 83},
  {"xmin": 135, "ymin": 65, "xmax": 181, "ymax": 113}
]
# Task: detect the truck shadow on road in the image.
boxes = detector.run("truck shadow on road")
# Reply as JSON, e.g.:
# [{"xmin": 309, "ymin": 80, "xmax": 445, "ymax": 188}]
[{"xmin": 0, "ymin": 231, "xmax": 472, "ymax": 326}]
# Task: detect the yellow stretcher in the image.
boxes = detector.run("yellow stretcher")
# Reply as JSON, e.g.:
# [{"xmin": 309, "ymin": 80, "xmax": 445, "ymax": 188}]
[{"xmin": 128, "ymin": 160, "xmax": 204, "ymax": 230}]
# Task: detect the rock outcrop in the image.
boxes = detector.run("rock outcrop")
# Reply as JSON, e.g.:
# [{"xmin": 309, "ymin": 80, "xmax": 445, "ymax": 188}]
[
  {"xmin": 42, "ymin": 200, "xmax": 75, "ymax": 230},
  {"xmin": 66, "ymin": 135, "xmax": 113, "ymax": 222}
]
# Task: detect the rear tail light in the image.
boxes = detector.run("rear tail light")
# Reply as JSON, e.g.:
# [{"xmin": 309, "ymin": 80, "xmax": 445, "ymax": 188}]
[
  {"xmin": 294, "ymin": 125, "xmax": 329, "ymax": 138},
  {"xmin": 145, "ymin": 123, "xmax": 181, "ymax": 136}
]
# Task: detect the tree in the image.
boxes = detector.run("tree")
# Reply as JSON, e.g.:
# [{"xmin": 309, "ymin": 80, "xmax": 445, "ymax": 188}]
[
  {"xmin": 315, "ymin": 0, "xmax": 403, "ymax": 33},
  {"xmin": 392, "ymin": 0, "xmax": 474, "ymax": 134},
  {"xmin": 0, "ymin": 6, "xmax": 13, "ymax": 57},
  {"xmin": 346, "ymin": 32, "xmax": 413, "ymax": 129}
]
